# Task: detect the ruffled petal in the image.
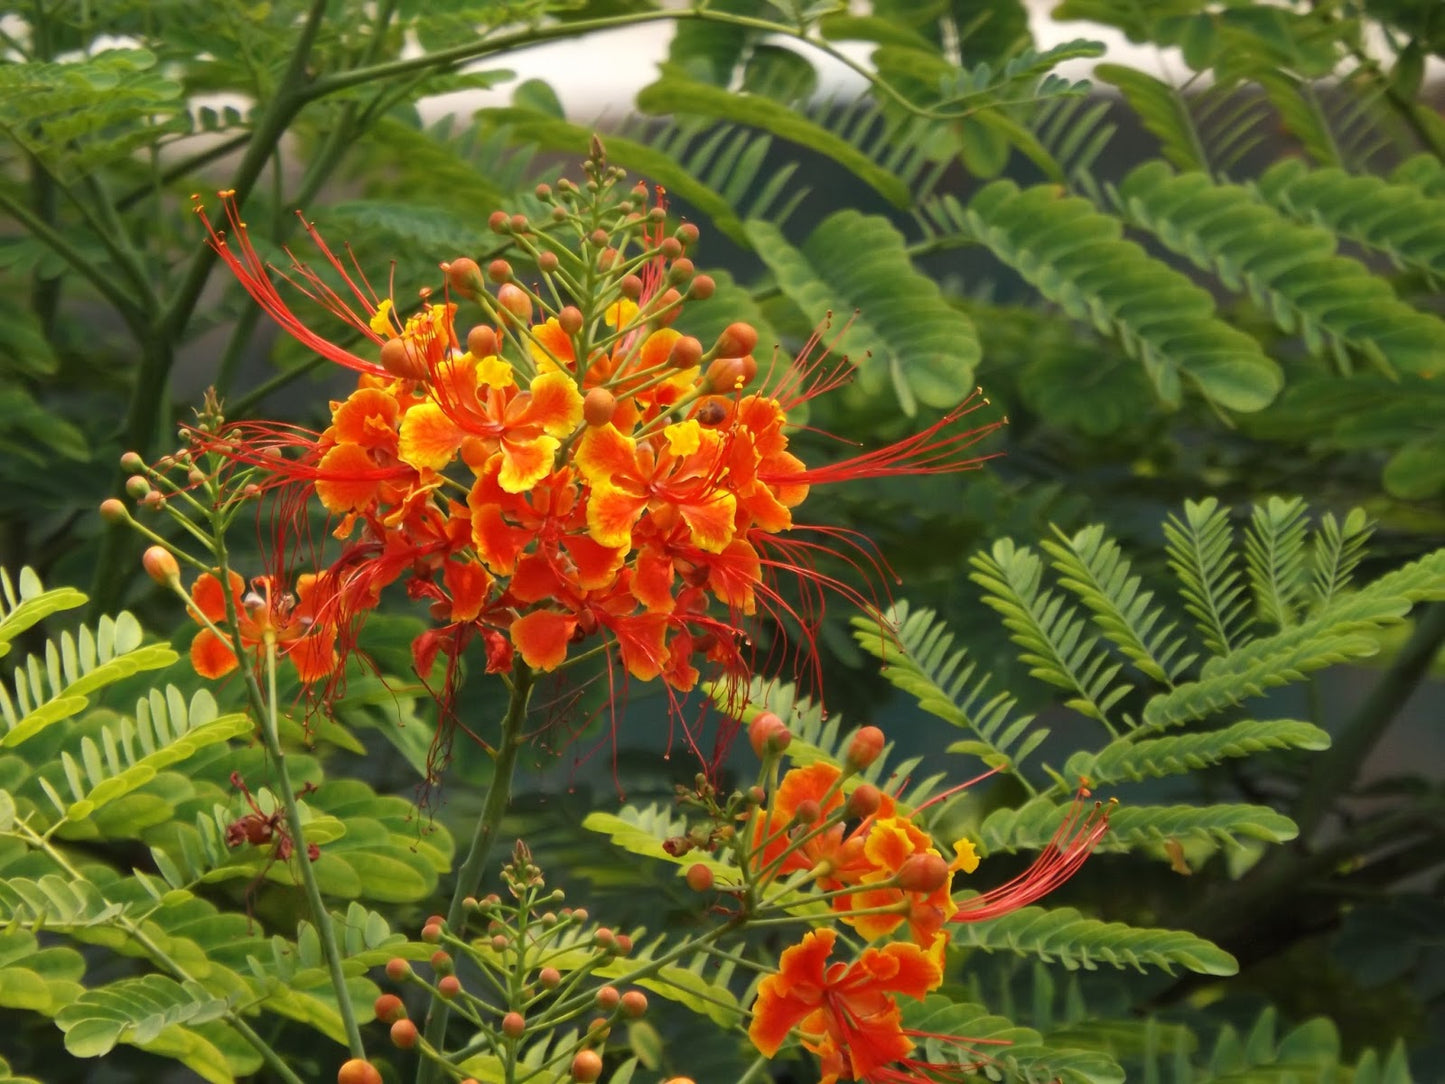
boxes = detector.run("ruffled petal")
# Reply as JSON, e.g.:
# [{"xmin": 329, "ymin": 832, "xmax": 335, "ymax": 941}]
[
  {"xmin": 498, "ymin": 435, "xmax": 559, "ymax": 493},
  {"xmin": 443, "ymin": 559, "xmax": 492, "ymax": 623},
  {"xmin": 314, "ymin": 442, "xmax": 392, "ymax": 514},
  {"xmin": 678, "ymin": 490, "xmax": 737, "ymax": 554},
  {"xmin": 190, "ymin": 627, "xmax": 240, "ymax": 679},
  {"xmin": 585, "ymin": 483, "xmax": 648, "ymax": 549},
  {"xmin": 330, "ymin": 387, "xmax": 400, "ymax": 449},
  {"xmin": 398, "ymin": 401, "xmax": 465, "ymax": 471},
  {"xmin": 574, "ymin": 424, "xmax": 638, "ymax": 487},
  {"xmin": 189, "ymin": 570, "xmax": 244, "ymax": 623},
  {"xmin": 511, "ymin": 610, "xmax": 575, "ymax": 671},
  {"xmin": 526, "ymin": 371, "xmax": 584, "ymax": 438}
]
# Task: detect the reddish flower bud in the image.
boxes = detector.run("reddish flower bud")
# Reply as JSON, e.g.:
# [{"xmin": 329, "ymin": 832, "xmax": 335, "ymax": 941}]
[
  {"xmin": 595, "ymin": 985, "xmax": 620, "ymax": 1011},
  {"xmin": 467, "ymin": 324, "xmax": 499, "ymax": 358},
  {"xmin": 538, "ymin": 966, "xmax": 561, "ymax": 989},
  {"xmin": 620, "ymin": 990, "xmax": 648, "ymax": 1017},
  {"xmin": 538, "ymin": 250, "xmax": 559, "ymax": 273},
  {"xmin": 486, "ymin": 258, "xmax": 512, "ymax": 284},
  {"xmin": 688, "ymin": 274, "xmax": 715, "ymax": 300},
  {"xmin": 438, "ymin": 975, "xmax": 462, "ymax": 999},
  {"xmin": 490, "ymin": 934, "xmax": 508, "ymax": 952},
  {"xmin": 659, "ymin": 237, "xmax": 683, "ymax": 260},
  {"xmin": 373, "ymin": 994, "xmax": 406, "ymax": 1023},
  {"xmin": 897, "ymin": 852, "xmax": 950, "ymax": 894},
  {"xmin": 649, "ymin": 287, "xmax": 683, "ymax": 325},
  {"xmin": 390, "ymin": 1018, "xmax": 419, "ymax": 1049},
  {"xmin": 380, "ymin": 337, "xmax": 427, "ymax": 380},
  {"xmin": 497, "ymin": 283, "xmax": 532, "ymax": 323},
  {"xmin": 337, "ymin": 1060, "xmax": 383, "ymax": 1084},
  {"xmin": 430, "ymin": 949, "xmax": 453, "ymax": 974},
  {"xmin": 571, "ymin": 1050, "xmax": 603, "ymax": 1083},
  {"xmin": 444, "ymin": 257, "xmax": 482, "ymax": 296},
  {"xmin": 676, "ymin": 223, "xmax": 700, "ymax": 246},
  {"xmin": 385, "ymin": 958, "xmax": 410, "ymax": 981},
  {"xmin": 613, "ymin": 933, "xmax": 633, "ymax": 956},
  {"xmin": 846, "ymin": 726, "xmax": 886, "ymax": 772},
  {"xmin": 558, "ymin": 305, "xmax": 584, "ymax": 336},
  {"xmin": 488, "ymin": 210, "xmax": 509, "ymax": 233},
  {"xmin": 119, "ymin": 451, "xmax": 145, "ymax": 471},
  {"xmin": 667, "ymin": 257, "xmax": 695, "ymax": 284},
  {"xmin": 704, "ymin": 354, "xmax": 757, "ymax": 393},
  {"xmin": 584, "ymin": 387, "xmax": 616, "ymax": 427},
  {"xmin": 748, "ymin": 711, "xmax": 791, "ymax": 758},
  {"xmin": 125, "ymin": 475, "xmax": 151, "ymax": 498},
  {"xmin": 667, "ymin": 336, "xmax": 703, "ymax": 370},
  {"xmin": 793, "ymin": 799, "xmax": 821, "ymax": 825},
  {"xmin": 142, "ymin": 546, "xmax": 180, "ymax": 586},
  {"xmin": 620, "ymin": 274, "xmax": 643, "ymax": 299},
  {"xmin": 685, "ymin": 863, "xmax": 714, "ymax": 892},
  {"xmin": 592, "ymin": 927, "xmax": 616, "ymax": 951},
  {"xmin": 510, "ymin": 213, "xmax": 530, "ymax": 234},
  {"xmin": 421, "ymin": 923, "xmax": 443, "ymax": 944},
  {"xmin": 712, "ymin": 321, "xmax": 758, "ymax": 359},
  {"xmin": 99, "ymin": 498, "xmax": 128, "ymax": 523},
  {"xmin": 597, "ymin": 246, "xmax": 619, "ymax": 271},
  {"xmin": 846, "ymin": 783, "xmax": 882, "ymax": 819},
  {"xmin": 589, "ymin": 228, "xmax": 609, "ymax": 247},
  {"xmin": 502, "ymin": 1010, "xmax": 526, "ymax": 1039}
]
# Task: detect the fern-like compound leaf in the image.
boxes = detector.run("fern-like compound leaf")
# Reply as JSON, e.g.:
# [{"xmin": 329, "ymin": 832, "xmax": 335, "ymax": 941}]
[
  {"xmin": 1163, "ymin": 497, "xmax": 1252, "ymax": 658},
  {"xmin": 1243, "ymin": 496, "xmax": 1310, "ymax": 630},
  {"xmin": 1068, "ymin": 718, "xmax": 1331, "ymax": 786}
]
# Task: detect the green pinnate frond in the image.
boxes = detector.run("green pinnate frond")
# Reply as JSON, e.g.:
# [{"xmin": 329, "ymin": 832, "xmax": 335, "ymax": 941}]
[
  {"xmin": 0, "ymin": 874, "xmax": 130, "ymax": 927},
  {"xmin": 0, "ymin": 611, "xmax": 177, "ymax": 749},
  {"xmin": 0, "ymin": 928, "xmax": 86, "ymax": 1014},
  {"xmin": 1043, "ymin": 524, "xmax": 1194, "ymax": 685},
  {"xmin": 1106, "ymin": 803, "xmax": 1298, "ymax": 848},
  {"xmin": 957, "ymin": 180, "xmax": 1282, "ymax": 411},
  {"xmin": 1095, "ymin": 65, "xmax": 1207, "ymax": 172},
  {"xmin": 1256, "ymin": 159, "xmax": 1445, "ymax": 283},
  {"xmin": 1244, "ymin": 497, "xmax": 1310, "ymax": 629},
  {"xmin": 0, "ymin": 567, "xmax": 86, "ymax": 658},
  {"xmin": 969, "ymin": 539, "xmax": 1129, "ymax": 731},
  {"xmin": 949, "ymin": 904, "xmax": 1237, "ymax": 975},
  {"xmin": 582, "ymin": 803, "xmax": 713, "ymax": 872},
  {"xmin": 1116, "ymin": 162, "xmax": 1445, "ymax": 376},
  {"xmin": 1392, "ymin": 153, "xmax": 1445, "ymax": 198},
  {"xmin": 54, "ymin": 974, "xmax": 230, "ymax": 1058},
  {"xmin": 850, "ymin": 600, "xmax": 1044, "ymax": 777},
  {"xmin": 58, "ymin": 691, "xmax": 250, "ymax": 823},
  {"xmin": 1163, "ymin": 497, "xmax": 1252, "ymax": 658},
  {"xmin": 1069, "ymin": 719, "xmax": 1330, "ymax": 786},
  {"xmin": 745, "ymin": 211, "xmax": 979, "ymax": 415},
  {"xmin": 1308, "ymin": 508, "xmax": 1373, "ymax": 610},
  {"xmin": 907, "ymin": 995, "xmax": 1125, "ymax": 1084}
]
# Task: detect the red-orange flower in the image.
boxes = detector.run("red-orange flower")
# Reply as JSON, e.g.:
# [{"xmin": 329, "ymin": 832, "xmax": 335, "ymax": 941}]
[
  {"xmin": 188, "ymin": 570, "xmax": 337, "ymax": 683},
  {"xmin": 749, "ymin": 928, "xmax": 943, "ymax": 1084}
]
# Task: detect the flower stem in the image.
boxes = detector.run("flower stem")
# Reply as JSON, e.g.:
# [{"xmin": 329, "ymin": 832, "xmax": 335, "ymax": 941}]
[
  {"xmin": 417, "ymin": 658, "xmax": 535, "ymax": 1084},
  {"xmin": 260, "ymin": 637, "xmax": 368, "ymax": 1059}
]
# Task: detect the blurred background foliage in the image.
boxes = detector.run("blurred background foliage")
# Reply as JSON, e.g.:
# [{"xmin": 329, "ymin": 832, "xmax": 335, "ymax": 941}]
[{"xmin": 3, "ymin": 0, "xmax": 1445, "ymax": 1081}]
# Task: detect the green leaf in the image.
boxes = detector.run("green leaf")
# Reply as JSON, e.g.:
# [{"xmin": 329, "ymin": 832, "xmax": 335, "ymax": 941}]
[
  {"xmin": 1071, "ymin": 719, "xmax": 1331, "ymax": 785},
  {"xmin": 960, "ymin": 181, "xmax": 1282, "ymax": 411},
  {"xmin": 55, "ymin": 975, "xmax": 230, "ymax": 1057},
  {"xmin": 746, "ymin": 212, "xmax": 979, "ymax": 413},
  {"xmin": 951, "ymin": 904, "xmax": 1238, "ymax": 974},
  {"xmin": 1096, "ymin": 64, "xmax": 1206, "ymax": 171},
  {"xmin": 1383, "ymin": 435, "xmax": 1445, "ymax": 499}
]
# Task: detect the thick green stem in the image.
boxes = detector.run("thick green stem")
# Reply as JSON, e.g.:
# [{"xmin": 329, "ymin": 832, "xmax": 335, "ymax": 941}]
[
  {"xmin": 417, "ymin": 659, "xmax": 535, "ymax": 1083},
  {"xmin": 1292, "ymin": 602, "xmax": 1445, "ymax": 839}
]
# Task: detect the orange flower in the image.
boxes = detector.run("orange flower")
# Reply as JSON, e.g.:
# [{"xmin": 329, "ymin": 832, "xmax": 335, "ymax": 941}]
[
  {"xmin": 749, "ymin": 928, "xmax": 943, "ymax": 1084},
  {"xmin": 188, "ymin": 570, "xmax": 336, "ymax": 683}
]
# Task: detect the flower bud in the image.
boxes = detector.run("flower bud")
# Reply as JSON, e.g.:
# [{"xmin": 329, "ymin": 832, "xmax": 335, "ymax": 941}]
[
  {"xmin": 704, "ymin": 354, "xmax": 757, "ymax": 393},
  {"xmin": 420, "ymin": 922, "xmax": 443, "ymax": 944},
  {"xmin": 142, "ymin": 546, "xmax": 180, "ymax": 586},
  {"xmin": 444, "ymin": 257, "xmax": 482, "ymax": 296},
  {"xmin": 846, "ymin": 783, "xmax": 882, "ymax": 820},
  {"xmin": 846, "ymin": 726, "xmax": 886, "ymax": 772},
  {"xmin": 538, "ymin": 250, "xmax": 559, "ymax": 273},
  {"xmin": 125, "ymin": 475, "xmax": 151, "ymax": 498},
  {"xmin": 374, "ymin": 994, "xmax": 406, "ymax": 1023},
  {"xmin": 539, "ymin": 966, "xmax": 561, "ymax": 989},
  {"xmin": 748, "ymin": 711, "xmax": 791, "ymax": 758},
  {"xmin": 438, "ymin": 975, "xmax": 462, "ymax": 999},
  {"xmin": 584, "ymin": 388, "xmax": 616, "ymax": 427},
  {"xmin": 119, "ymin": 451, "xmax": 145, "ymax": 471},
  {"xmin": 430, "ymin": 949, "xmax": 453, "ymax": 974},
  {"xmin": 509, "ymin": 213, "xmax": 530, "ymax": 234},
  {"xmin": 490, "ymin": 934, "xmax": 508, "ymax": 952},
  {"xmin": 620, "ymin": 990, "xmax": 648, "ymax": 1017},
  {"xmin": 620, "ymin": 274, "xmax": 643, "ymax": 299},
  {"xmin": 99, "ymin": 498, "xmax": 128, "ymax": 523},
  {"xmin": 676, "ymin": 223, "xmax": 700, "ymax": 246},
  {"xmin": 502, "ymin": 1011, "xmax": 526, "ymax": 1039},
  {"xmin": 613, "ymin": 933, "xmax": 633, "ymax": 956},
  {"xmin": 558, "ymin": 306, "xmax": 584, "ymax": 336},
  {"xmin": 688, "ymin": 274, "xmax": 715, "ymax": 300},
  {"xmin": 712, "ymin": 322, "xmax": 758, "ymax": 359},
  {"xmin": 486, "ymin": 258, "xmax": 513, "ymax": 284},
  {"xmin": 597, "ymin": 246, "xmax": 619, "ymax": 271},
  {"xmin": 648, "ymin": 288, "xmax": 683, "ymax": 325},
  {"xmin": 793, "ymin": 799, "xmax": 821, "ymax": 825},
  {"xmin": 338, "ymin": 1059, "xmax": 383, "ymax": 1084},
  {"xmin": 390, "ymin": 1019, "xmax": 419, "ymax": 1049},
  {"xmin": 497, "ymin": 283, "xmax": 532, "ymax": 323},
  {"xmin": 595, "ymin": 985, "xmax": 620, "ymax": 1011},
  {"xmin": 685, "ymin": 863, "xmax": 713, "ymax": 892},
  {"xmin": 571, "ymin": 1050, "xmax": 603, "ymax": 1083},
  {"xmin": 380, "ymin": 337, "xmax": 427, "ymax": 380},
  {"xmin": 659, "ymin": 237, "xmax": 683, "ymax": 260},
  {"xmin": 896, "ymin": 852, "xmax": 950, "ymax": 894},
  {"xmin": 667, "ymin": 336, "xmax": 703, "ymax": 370},
  {"xmin": 488, "ymin": 210, "xmax": 510, "ymax": 233},
  {"xmin": 467, "ymin": 325, "xmax": 499, "ymax": 358},
  {"xmin": 667, "ymin": 257, "xmax": 695, "ymax": 285},
  {"xmin": 385, "ymin": 958, "xmax": 410, "ymax": 981},
  {"xmin": 592, "ymin": 927, "xmax": 616, "ymax": 951}
]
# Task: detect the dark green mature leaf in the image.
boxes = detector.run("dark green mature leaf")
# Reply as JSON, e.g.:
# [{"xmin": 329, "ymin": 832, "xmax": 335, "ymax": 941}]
[
  {"xmin": 959, "ymin": 181, "xmax": 1282, "ymax": 411},
  {"xmin": 637, "ymin": 69, "xmax": 911, "ymax": 208},
  {"xmin": 1096, "ymin": 64, "xmax": 1207, "ymax": 171},
  {"xmin": 746, "ymin": 213, "xmax": 979, "ymax": 413}
]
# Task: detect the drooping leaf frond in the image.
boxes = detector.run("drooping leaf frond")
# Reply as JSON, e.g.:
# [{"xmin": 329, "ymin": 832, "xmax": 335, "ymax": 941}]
[
  {"xmin": 1162, "ymin": 498, "xmax": 1252, "ymax": 658},
  {"xmin": 1068, "ymin": 718, "xmax": 1331, "ymax": 786}
]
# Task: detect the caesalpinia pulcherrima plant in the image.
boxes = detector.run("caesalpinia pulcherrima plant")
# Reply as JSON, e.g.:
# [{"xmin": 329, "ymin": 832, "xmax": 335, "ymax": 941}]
[{"xmin": 109, "ymin": 145, "xmax": 1108, "ymax": 1084}]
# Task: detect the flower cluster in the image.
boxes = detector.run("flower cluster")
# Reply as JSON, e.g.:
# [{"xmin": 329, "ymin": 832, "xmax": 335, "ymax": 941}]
[
  {"xmin": 180, "ymin": 149, "xmax": 998, "ymax": 728},
  {"xmin": 733, "ymin": 714, "xmax": 1110, "ymax": 1084}
]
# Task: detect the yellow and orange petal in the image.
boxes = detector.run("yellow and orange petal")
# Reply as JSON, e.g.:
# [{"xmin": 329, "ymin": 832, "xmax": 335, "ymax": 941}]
[
  {"xmin": 330, "ymin": 387, "xmax": 401, "ymax": 449},
  {"xmin": 398, "ymin": 401, "xmax": 466, "ymax": 472},
  {"xmin": 498, "ymin": 434, "xmax": 560, "ymax": 493},
  {"xmin": 314, "ymin": 442, "xmax": 389, "ymax": 514},
  {"xmin": 574, "ymin": 424, "xmax": 638, "ymax": 487},
  {"xmin": 526, "ymin": 371, "xmax": 584, "ymax": 438},
  {"xmin": 585, "ymin": 483, "xmax": 648, "ymax": 549}
]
